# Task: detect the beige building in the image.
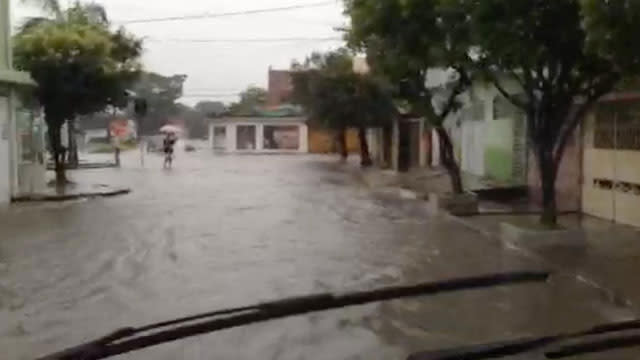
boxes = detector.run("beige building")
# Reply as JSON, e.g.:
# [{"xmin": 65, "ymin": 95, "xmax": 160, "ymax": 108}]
[{"xmin": 582, "ymin": 94, "xmax": 640, "ymax": 227}]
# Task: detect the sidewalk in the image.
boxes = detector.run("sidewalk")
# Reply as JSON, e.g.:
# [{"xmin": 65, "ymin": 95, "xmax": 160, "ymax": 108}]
[
  {"xmin": 14, "ymin": 182, "xmax": 130, "ymax": 202},
  {"xmin": 358, "ymin": 165, "xmax": 538, "ymax": 213},
  {"xmin": 460, "ymin": 213, "xmax": 640, "ymax": 312},
  {"xmin": 353, "ymin": 163, "xmax": 640, "ymax": 313},
  {"xmin": 16, "ymin": 152, "xmax": 130, "ymax": 202}
]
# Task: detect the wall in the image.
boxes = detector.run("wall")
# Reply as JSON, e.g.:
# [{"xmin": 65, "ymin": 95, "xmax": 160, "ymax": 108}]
[
  {"xmin": 308, "ymin": 128, "xmax": 359, "ymax": 154},
  {"xmin": 484, "ymin": 118, "xmax": 514, "ymax": 182},
  {"xmin": 481, "ymin": 81, "xmax": 525, "ymax": 183}
]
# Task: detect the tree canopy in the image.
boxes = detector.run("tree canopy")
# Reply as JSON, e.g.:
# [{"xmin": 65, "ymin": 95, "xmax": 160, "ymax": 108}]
[
  {"xmin": 13, "ymin": 1, "xmax": 142, "ymax": 182},
  {"xmin": 131, "ymin": 72, "xmax": 187, "ymax": 134},
  {"xmin": 14, "ymin": 7, "xmax": 142, "ymax": 124},
  {"xmin": 290, "ymin": 48, "xmax": 396, "ymax": 165},
  {"xmin": 195, "ymin": 101, "xmax": 226, "ymax": 117},
  {"xmin": 461, "ymin": 0, "xmax": 640, "ymax": 224},
  {"xmin": 228, "ymin": 86, "xmax": 268, "ymax": 116},
  {"xmin": 291, "ymin": 49, "xmax": 395, "ymax": 130},
  {"xmin": 346, "ymin": 0, "xmax": 470, "ymax": 192}
]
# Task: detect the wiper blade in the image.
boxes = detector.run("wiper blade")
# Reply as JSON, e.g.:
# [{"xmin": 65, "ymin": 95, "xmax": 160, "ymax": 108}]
[
  {"xmin": 36, "ymin": 271, "xmax": 549, "ymax": 360},
  {"xmin": 409, "ymin": 319, "xmax": 640, "ymax": 360}
]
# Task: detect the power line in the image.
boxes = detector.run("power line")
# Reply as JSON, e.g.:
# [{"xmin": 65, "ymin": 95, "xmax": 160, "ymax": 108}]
[
  {"xmin": 146, "ymin": 36, "xmax": 342, "ymax": 44},
  {"xmin": 117, "ymin": 1, "xmax": 336, "ymax": 25}
]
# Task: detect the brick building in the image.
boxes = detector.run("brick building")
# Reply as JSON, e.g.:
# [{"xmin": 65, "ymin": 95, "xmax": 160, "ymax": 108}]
[{"xmin": 267, "ymin": 68, "xmax": 293, "ymax": 107}]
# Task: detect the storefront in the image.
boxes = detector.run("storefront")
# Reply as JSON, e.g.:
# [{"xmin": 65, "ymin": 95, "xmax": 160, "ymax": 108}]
[{"xmin": 209, "ymin": 116, "xmax": 309, "ymax": 154}]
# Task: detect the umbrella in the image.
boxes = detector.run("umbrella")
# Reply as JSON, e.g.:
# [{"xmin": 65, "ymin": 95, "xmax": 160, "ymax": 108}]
[{"xmin": 159, "ymin": 125, "xmax": 183, "ymax": 134}]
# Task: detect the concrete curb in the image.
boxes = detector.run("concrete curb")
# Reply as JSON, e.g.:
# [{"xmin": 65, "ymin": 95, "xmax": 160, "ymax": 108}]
[
  {"xmin": 46, "ymin": 162, "xmax": 118, "ymax": 171},
  {"xmin": 13, "ymin": 188, "xmax": 131, "ymax": 202}
]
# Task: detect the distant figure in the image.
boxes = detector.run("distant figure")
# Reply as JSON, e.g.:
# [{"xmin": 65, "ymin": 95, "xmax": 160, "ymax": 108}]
[{"xmin": 163, "ymin": 133, "xmax": 176, "ymax": 168}]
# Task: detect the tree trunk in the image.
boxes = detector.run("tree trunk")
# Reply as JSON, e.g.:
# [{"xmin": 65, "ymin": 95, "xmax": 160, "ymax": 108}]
[
  {"xmin": 337, "ymin": 128, "xmax": 348, "ymax": 161},
  {"xmin": 435, "ymin": 127, "xmax": 463, "ymax": 194},
  {"xmin": 537, "ymin": 148, "xmax": 558, "ymax": 226},
  {"xmin": 358, "ymin": 127, "xmax": 372, "ymax": 167},
  {"xmin": 67, "ymin": 119, "xmax": 79, "ymax": 168},
  {"xmin": 48, "ymin": 124, "xmax": 67, "ymax": 185}
]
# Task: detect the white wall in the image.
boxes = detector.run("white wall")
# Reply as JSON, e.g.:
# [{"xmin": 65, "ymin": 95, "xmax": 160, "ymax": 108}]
[
  {"xmin": 226, "ymin": 124, "xmax": 237, "ymax": 152},
  {"xmin": 299, "ymin": 124, "xmax": 309, "ymax": 153}
]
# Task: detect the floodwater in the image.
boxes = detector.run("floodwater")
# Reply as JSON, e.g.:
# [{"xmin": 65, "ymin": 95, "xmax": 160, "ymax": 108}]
[{"xmin": 0, "ymin": 150, "xmax": 636, "ymax": 359}]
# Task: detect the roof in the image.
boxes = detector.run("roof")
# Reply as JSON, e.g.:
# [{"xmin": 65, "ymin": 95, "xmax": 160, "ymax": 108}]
[{"xmin": 210, "ymin": 116, "xmax": 306, "ymax": 124}]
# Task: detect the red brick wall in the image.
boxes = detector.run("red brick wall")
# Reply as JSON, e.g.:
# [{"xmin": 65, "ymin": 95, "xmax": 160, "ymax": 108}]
[
  {"xmin": 267, "ymin": 70, "xmax": 293, "ymax": 106},
  {"xmin": 528, "ymin": 125, "xmax": 583, "ymax": 212}
]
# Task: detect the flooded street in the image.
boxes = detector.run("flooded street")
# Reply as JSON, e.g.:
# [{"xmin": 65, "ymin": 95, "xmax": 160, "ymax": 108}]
[{"xmin": 0, "ymin": 151, "xmax": 636, "ymax": 360}]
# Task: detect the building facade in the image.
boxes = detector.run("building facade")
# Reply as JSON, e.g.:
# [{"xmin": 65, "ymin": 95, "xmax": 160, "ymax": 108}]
[
  {"xmin": 209, "ymin": 116, "xmax": 309, "ymax": 154},
  {"xmin": 439, "ymin": 80, "xmax": 529, "ymax": 185},
  {"xmin": 0, "ymin": 0, "xmax": 40, "ymax": 205},
  {"xmin": 267, "ymin": 68, "xmax": 293, "ymax": 107}
]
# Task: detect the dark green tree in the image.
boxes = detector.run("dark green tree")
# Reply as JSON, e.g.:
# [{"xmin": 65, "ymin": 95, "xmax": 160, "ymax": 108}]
[
  {"xmin": 291, "ymin": 49, "xmax": 395, "ymax": 166},
  {"xmin": 195, "ymin": 101, "xmax": 226, "ymax": 118},
  {"xmin": 346, "ymin": 0, "xmax": 472, "ymax": 193},
  {"xmin": 131, "ymin": 72, "xmax": 187, "ymax": 135},
  {"xmin": 228, "ymin": 86, "xmax": 268, "ymax": 116},
  {"xmin": 461, "ymin": 0, "xmax": 640, "ymax": 225},
  {"xmin": 14, "ymin": 2, "xmax": 142, "ymax": 184}
]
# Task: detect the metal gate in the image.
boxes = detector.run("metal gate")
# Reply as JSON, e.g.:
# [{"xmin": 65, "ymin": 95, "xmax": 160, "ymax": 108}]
[{"xmin": 582, "ymin": 100, "xmax": 640, "ymax": 227}]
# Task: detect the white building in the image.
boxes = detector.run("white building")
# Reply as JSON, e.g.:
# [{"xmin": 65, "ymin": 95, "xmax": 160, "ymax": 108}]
[
  {"xmin": 1, "ymin": 0, "xmax": 41, "ymax": 205},
  {"xmin": 209, "ymin": 116, "xmax": 309, "ymax": 154}
]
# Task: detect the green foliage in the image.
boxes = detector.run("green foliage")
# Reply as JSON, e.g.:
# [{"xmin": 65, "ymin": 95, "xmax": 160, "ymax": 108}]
[
  {"xmin": 14, "ymin": 1, "xmax": 142, "ymax": 182},
  {"xmin": 290, "ymin": 48, "xmax": 395, "ymax": 131},
  {"xmin": 195, "ymin": 101, "xmax": 226, "ymax": 117},
  {"xmin": 13, "ymin": 5, "xmax": 142, "ymax": 127},
  {"xmin": 228, "ymin": 86, "xmax": 268, "ymax": 116},
  {"xmin": 581, "ymin": 0, "xmax": 640, "ymax": 72},
  {"xmin": 345, "ymin": 0, "xmax": 472, "ymax": 125},
  {"xmin": 466, "ymin": 0, "xmax": 640, "ymax": 141},
  {"xmin": 131, "ymin": 72, "xmax": 187, "ymax": 134}
]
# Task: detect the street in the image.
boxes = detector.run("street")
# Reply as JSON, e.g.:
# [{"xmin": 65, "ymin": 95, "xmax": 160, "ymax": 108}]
[{"xmin": 0, "ymin": 151, "xmax": 636, "ymax": 360}]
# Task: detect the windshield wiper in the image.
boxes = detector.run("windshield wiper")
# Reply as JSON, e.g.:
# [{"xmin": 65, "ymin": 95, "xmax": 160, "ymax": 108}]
[
  {"xmin": 37, "ymin": 271, "xmax": 548, "ymax": 360},
  {"xmin": 409, "ymin": 319, "xmax": 640, "ymax": 360}
]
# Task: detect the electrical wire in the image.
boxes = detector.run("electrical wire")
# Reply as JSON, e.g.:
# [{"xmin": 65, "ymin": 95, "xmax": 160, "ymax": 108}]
[{"xmin": 117, "ymin": 1, "xmax": 337, "ymax": 25}]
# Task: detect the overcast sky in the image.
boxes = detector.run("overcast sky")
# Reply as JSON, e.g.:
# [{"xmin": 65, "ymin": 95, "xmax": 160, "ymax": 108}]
[{"xmin": 11, "ymin": 0, "xmax": 347, "ymax": 105}]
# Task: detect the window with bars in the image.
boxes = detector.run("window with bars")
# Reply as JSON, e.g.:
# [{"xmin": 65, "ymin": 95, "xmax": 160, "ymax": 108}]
[{"xmin": 594, "ymin": 101, "xmax": 640, "ymax": 150}]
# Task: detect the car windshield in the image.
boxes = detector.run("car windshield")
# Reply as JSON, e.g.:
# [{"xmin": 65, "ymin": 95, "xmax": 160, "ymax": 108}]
[{"xmin": 3, "ymin": 1, "xmax": 640, "ymax": 360}]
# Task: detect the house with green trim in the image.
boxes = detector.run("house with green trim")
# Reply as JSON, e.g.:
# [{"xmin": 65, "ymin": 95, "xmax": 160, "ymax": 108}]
[
  {"xmin": 437, "ymin": 76, "xmax": 528, "ymax": 185},
  {"xmin": 0, "ymin": 0, "xmax": 42, "ymax": 205}
]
